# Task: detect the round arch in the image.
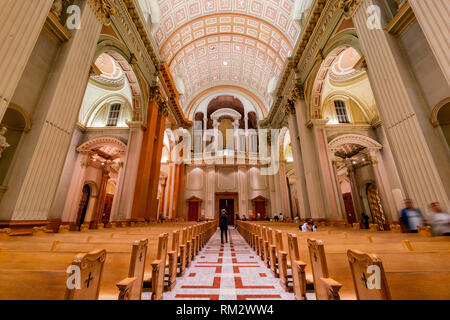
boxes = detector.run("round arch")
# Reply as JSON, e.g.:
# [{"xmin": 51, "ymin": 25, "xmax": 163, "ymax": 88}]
[{"xmin": 328, "ymin": 134, "xmax": 382, "ymax": 151}]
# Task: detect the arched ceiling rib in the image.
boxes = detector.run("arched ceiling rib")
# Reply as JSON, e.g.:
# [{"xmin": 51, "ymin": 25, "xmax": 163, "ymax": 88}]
[{"xmin": 153, "ymin": 0, "xmax": 301, "ymax": 112}]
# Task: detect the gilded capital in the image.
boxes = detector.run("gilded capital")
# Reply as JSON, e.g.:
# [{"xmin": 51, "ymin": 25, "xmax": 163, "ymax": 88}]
[
  {"xmin": 291, "ymin": 84, "xmax": 305, "ymax": 102},
  {"xmin": 338, "ymin": 0, "xmax": 362, "ymax": 17},
  {"xmin": 284, "ymin": 99, "xmax": 296, "ymax": 116},
  {"xmin": 88, "ymin": 0, "xmax": 117, "ymax": 25}
]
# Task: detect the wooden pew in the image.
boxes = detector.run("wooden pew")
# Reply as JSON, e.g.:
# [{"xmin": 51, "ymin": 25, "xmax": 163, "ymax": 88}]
[
  {"xmin": 287, "ymin": 233, "xmax": 307, "ymax": 300},
  {"xmin": 0, "ymin": 250, "xmax": 106, "ymax": 300},
  {"xmin": 307, "ymin": 239, "xmax": 343, "ymax": 300}
]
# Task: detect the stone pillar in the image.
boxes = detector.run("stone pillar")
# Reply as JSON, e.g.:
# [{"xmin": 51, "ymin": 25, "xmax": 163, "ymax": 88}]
[
  {"xmin": 409, "ymin": 0, "xmax": 450, "ymax": 86},
  {"xmin": 268, "ymin": 172, "xmax": 279, "ymax": 217},
  {"xmin": 158, "ymin": 177, "xmax": 167, "ymax": 217},
  {"xmin": 171, "ymin": 164, "xmax": 180, "ymax": 218},
  {"xmin": 60, "ymin": 153, "xmax": 89, "ymax": 223},
  {"xmin": 310, "ymin": 120, "xmax": 341, "ymax": 218},
  {"xmin": 0, "ymin": 0, "xmax": 54, "ymax": 121},
  {"xmin": 237, "ymin": 165, "xmax": 248, "ymax": 217},
  {"xmin": 109, "ymin": 156, "xmax": 125, "ymax": 222},
  {"xmin": 1, "ymin": 0, "xmax": 105, "ymax": 221},
  {"xmin": 116, "ymin": 122, "xmax": 145, "ymax": 220},
  {"xmin": 145, "ymin": 107, "xmax": 167, "ymax": 221},
  {"xmin": 205, "ymin": 165, "xmax": 215, "ymax": 219},
  {"xmin": 285, "ymin": 104, "xmax": 311, "ymax": 218},
  {"xmin": 292, "ymin": 88, "xmax": 326, "ymax": 218},
  {"xmin": 92, "ymin": 168, "xmax": 110, "ymax": 228},
  {"xmin": 278, "ymin": 163, "xmax": 291, "ymax": 218},
  {"xmin": 131, "ymin": 87, "xmax": 166, "ymax": 221},
  {"xmin": 353, "ymin": 0, "xmax": 450, "ymax": 210},
  {"xmin": 165, "ymin": 163, "xmax": 176, "ymax": 218},
  {"xmin": 344, "ymin": 160, "xmax": 364, "ymax": 220}
]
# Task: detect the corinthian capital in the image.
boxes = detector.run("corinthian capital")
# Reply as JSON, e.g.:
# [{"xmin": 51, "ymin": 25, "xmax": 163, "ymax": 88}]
[
  {"xmin": 88, "ymin": 0, "xmax": 117, "ymax": 25},
  {"xmin": 284, "ymin": 99, "xmax": 296, "ymax": 116},
  {"xmin": 338, "ymin": 0, "xmax": 362, "ymax": 17},
  {"xmin": 291, "ymin": 84, "xmax": 305, "ymax": 102}
]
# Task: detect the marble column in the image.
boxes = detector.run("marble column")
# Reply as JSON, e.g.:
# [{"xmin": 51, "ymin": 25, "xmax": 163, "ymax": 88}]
[
  {"xmin": 165, "ymin": 163, "xmax": 176, "ymax": 219},
  {"xmin": 60, "ymin": 153, "xmax": 89, "ymax": 223},
  {"xmin": 353, "ymin": 0, "xmax": 450, "ymax": 210},
  {"xmin": 1, "ymin": 0, "xmax": 104, "ymax": 221},
  {"xmin": 278, "ymin": 163, "xmax": 291, "ymax": 218},
  {"xmin": 237, "ymin": 165, "xmax": 248, "ymax": 217},
  {"xmin": 310, "ymin": 120, "xmax": 341, "ymax": 218},
  {"xmin": 116, "ymin": 122, "xmax": 145, "ymax": 220},
  {"xmin": 344, "ymin": 160, "xmax": 363, "ymax": 220},
  {"xmin": 205, "ymin": 165, "xmax": 215, "ymax": 219},
  {"xmin": 409, "ymin": 0, "xmax": 450, "ymax": 86},
  {"xmin": 177, "ymin": 163, "xmax": 186, "ymax": 219},
  {"xmin": 293, "ymin": 93, "xmax": 326, "ymax": 218},
  {"xmin": 268, "ymin": 171, "xmax": 279, "ymax": 217},
  {"xmin": 286, "ymin": 106, "xmax": 311, "ymax": 218},
  {"xmin": 0, "ymin": 0, "xmax": 54, "ymax": 121}
]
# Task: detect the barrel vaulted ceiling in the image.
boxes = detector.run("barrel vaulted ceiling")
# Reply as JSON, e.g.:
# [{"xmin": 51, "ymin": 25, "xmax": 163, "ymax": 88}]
[{"xmin": 142, "ymin": 0, "xmax": 304, "ymax": 112}]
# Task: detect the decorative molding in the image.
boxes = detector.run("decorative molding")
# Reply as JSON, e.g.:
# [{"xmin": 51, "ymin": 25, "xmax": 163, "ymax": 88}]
[
  {"xmin": 88, "ymin": 0, "xmax": 117, "ymax": 25},
  {"xmin": 386, "ymin": 1, "xmax": 415, "ymax": 36},
  {"xmin": 337, "ymin": 0, "xmax": 362, "ymax": 17},
  {"xmin": 431, "ymin": 97, "xmax": 450, "ymax": 127}
]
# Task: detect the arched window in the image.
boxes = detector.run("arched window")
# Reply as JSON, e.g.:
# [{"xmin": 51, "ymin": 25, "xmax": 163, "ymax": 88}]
[
  {"xmin": 334, "ymin": 100, "xmax": 350, "ymax": 124},
  {"xmin": 106, "ymin": 103, "xmax": 121, "ymax": 127}
]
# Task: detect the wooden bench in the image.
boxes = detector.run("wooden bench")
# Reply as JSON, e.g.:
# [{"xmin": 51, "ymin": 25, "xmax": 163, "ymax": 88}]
[{"xmin": 0, "ymin": 250, "xmax": 106, "ymax": 300}]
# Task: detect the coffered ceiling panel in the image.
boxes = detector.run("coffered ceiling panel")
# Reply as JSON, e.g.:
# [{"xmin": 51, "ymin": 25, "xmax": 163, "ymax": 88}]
[{"xmin": 153, "ymin": 0, "xmax": 301, "ymax": 111}]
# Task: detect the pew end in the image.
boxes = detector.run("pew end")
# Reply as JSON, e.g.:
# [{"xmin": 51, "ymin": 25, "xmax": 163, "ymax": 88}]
[{"xmin": 347, "ymin": 250, "xmax": 391, "ymax": 300}]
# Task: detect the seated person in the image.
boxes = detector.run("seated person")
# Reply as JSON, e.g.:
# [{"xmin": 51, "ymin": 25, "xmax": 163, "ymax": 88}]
[
  {"xmin": 274, "ymin": 215, "xmax": 279, "ymax": 222},
  {"xmin": 300, "ymin": 219, "xmax": 317, "ymax": 232}
]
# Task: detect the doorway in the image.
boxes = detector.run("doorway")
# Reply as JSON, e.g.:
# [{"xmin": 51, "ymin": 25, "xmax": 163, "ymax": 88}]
[
  {"xmin": 342, "ymin": 193, "xmax": 356, "ymax": 224},
  {"xmin": 252, "ymin": 195, "xmax": 267, "ymax": 221},
  {"xmin": 215, "ymin": 193, "xmax": 238, "ymax": 226},
  {"xmin": 76, "ymin": 184, "xmax": 91, "ymax": 231},
  {"xmin": 187, "ymin": 196, "xmax": 202, "ymax": 221}
]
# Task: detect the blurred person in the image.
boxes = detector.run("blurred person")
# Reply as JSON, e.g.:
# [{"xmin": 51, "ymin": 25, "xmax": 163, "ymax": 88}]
[
  {"xmin": 294, "ymin": 215, "xmax": 300, "ymax": 223},
  {"xmin": 429, "ymin": 202, "xmax": 450, "ymax": 236},
  {"xmin": 300, "ymin": 219, "xmax": 317, "ymax": 232},
  {"xmin": 279, "ymin": 213, "xmax": 284, "ymax": 222},
  {"xmin": 242, "ymin": 215, "xmax": 247, "ymax": 221},
  {"xmin": 400, "ymin": 199, "xmax": 425, "ymax": 233},
  {"xmin": 219, "ymin": 209, "xmax": 229, "ymax": 244},
  {"xmin": 256, "ymin": 213, "xmax": 261, "ymax": 221},
  {"xmin": 274, "ymin": 215, "xmax": 279, "ymax": 222},
  {"xmin": 361, "ymin": 212, "xmax": 370, "ymax": 229}
]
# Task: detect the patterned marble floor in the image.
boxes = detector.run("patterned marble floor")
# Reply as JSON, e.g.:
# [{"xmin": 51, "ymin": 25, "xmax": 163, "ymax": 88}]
[{"xmin": 163, "ymin": 228, "xmax": 295, "ymax": 300}]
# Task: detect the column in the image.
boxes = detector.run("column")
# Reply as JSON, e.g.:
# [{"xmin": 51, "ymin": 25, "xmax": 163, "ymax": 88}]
[
  {"xmin": 237, "ymin": 165, "xmax": 248, "ymax": 217},
  {"xmin": 109, "ymin": 156, "xmax": 125, "ymax": 221},
  {"xmin": 1, "ymin": 0, "xmax": 105, "ymax": 221},
  {"xmin": 171, "ymin": 164, "xmax": 180, "ymax": 218},
  {"xmin": 268, "ymin": 172, "xmax": 279, "ymax": 217},
  {"xmin": 92, "ymin": 168, "xmax": 110, "ymax": 228},
  {"xmin": 278, "ymin": 163, "xmax": 291, "ymax": 218},
  {"xmin": 409, "ymin": 0, "xmax": 450, "ymax": 86},
  {"xmin": 292, "ymin": 89, "xmax": 327, "ymax": 218},
  {"xmin": 145, "ymin": 107, "xmax": 167, "ymax": 221},
  {"xmin": 60, "ymin": 153, "xmax": 89, "ymax": 223},
  {"xmin": 158, "ymin": 177, "xmax": 167, "ymax": 217},
  {"xmin": 344, "ymin": 160, "xmax": 363, "ymax": 220},
  {"xmin": 353, "ymin": 0, "xmax": 450, "ymax": 210},
  {"xmin": 205, "ymin": 165, "xmax": 215, "ymax": 219},
  {"xmin": 0, "ymin": 0, "xmax": 54, "ymax": 121},
  {"xmin": 165, "ymin": 162, "xmax": 176, "ymax": 219},
  {"xmin": 116, "ymin": 122, "xmax": 145, "ymax": 220},
  {"xmin": 310, "ymin": 120, "xmax": 341, "ymax": 218},
  {"xmin": 176, "ymin": 163, "xmax": 186, "ymax": 219},
  {"xmin": 285, "ymin": 104, "xmax": 311, "ymax": 218}
]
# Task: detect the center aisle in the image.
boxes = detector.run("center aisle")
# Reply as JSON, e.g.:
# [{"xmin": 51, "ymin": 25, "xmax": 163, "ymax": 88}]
[{"xmin": 164, "ymin": 228, "xmax": 295, "ymax": 300}]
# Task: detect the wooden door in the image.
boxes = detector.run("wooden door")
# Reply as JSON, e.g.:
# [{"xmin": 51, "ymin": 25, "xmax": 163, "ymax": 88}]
[
  {"xmin": 76, "ymin": 185, "xmax": 90, "ymax": 231},
  {"xmin": 101, "ymin": 194, "xmax": 114, "ymax": 225},
  {"xmin": 254, "ymin": 201, "xmax": 266, "ymax": 220},
  {"xmin": 188, "ymin": 201, "xmax": 199, "ymax": 222},
  {"xmin": 219, "ymin": 198, "xmax": 235, "ymax": 225},
  {"xmin": 342, "ymin": 193, "xmax": 356, "ymax": 224}
]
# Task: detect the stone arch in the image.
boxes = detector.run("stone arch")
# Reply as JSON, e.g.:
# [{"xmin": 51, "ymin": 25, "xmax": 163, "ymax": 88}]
[
  {"xmin": 307, "ymin": 29, "xmax": 364, "ymax": 122},
  {"xmin": 77, "ymin": 136, "xmax": 127, "ymax": 156},
  {"xmin": 328, "ymin": 134, "xmax": 382, "ymax": 151},
  {"xmin": 92, "ymin": 36, "xmax": 146, "ymax": 122}
]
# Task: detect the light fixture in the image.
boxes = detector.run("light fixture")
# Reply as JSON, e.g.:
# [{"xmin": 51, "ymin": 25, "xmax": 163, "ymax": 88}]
[{"xmin": 223, "ymin": 61, "xmax": 228, "ymax": 66}]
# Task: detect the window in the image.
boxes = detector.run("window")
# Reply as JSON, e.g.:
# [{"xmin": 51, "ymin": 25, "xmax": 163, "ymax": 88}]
[
  {"xmin": 106, "ymin": 104, "xmax": 121, "ymax": 126},
  {"xmin": 334, "ymin": 100, "xmax": 350, "ymax": 124}
]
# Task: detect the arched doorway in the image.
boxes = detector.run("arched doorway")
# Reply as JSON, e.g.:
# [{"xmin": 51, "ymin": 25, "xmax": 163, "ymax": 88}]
[
  {"xmin": 366, "ymin": 183, "xmax": 386, "ymax": 230},
  {"xmin": 76, "ymin": 184, "xmax": 91, "ymax": 230},
  {"xmin": 186, "ymin": 196, "xmax": 202, "ymax": 222},
  {"xmin": 252, "ymin": 196, "xmax": 267, "ymax": 221}
]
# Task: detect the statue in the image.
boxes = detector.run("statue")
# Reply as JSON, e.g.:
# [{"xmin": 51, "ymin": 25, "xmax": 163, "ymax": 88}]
[{"xmin": 0, "ymin": 126, "xmax": 10, "ymax": 158}]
